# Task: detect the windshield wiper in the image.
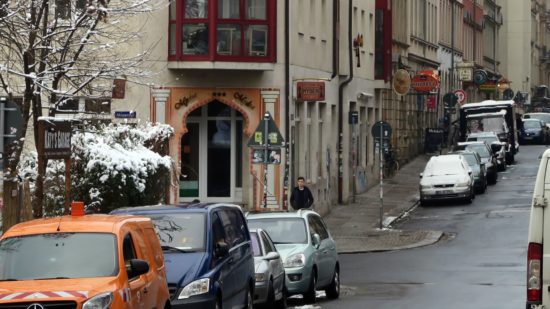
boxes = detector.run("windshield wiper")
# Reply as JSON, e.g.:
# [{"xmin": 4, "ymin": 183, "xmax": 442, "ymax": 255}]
[
  {"xmin": 35, "ymin": 277, "xmax": 71, "ymax": 280},
  {"xmin": 0, "ymin": 278, "xmax": 18, "ymax": 281},
  {"xmin": 161, "ymin": 245, "xmax": 196, "ymax": 253}
]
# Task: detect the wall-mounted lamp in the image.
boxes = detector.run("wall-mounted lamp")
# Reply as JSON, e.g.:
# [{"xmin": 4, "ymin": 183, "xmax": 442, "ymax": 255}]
[{"xmin": 357, "ymin": 91, "xmax": 373, "ymax": 100}]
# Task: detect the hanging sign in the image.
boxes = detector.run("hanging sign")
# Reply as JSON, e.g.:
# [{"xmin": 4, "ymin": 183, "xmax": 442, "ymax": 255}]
[
  {"xmin": 473, "ymin": 69, "xmax": 488, "ymax": 85},
  {"xmin": 411, "ymin": 70, "xmax": 440, "ymax": 92},
  {"xmin": 392, "ymin": 69, "xmax": 411, "ymax": 95}
]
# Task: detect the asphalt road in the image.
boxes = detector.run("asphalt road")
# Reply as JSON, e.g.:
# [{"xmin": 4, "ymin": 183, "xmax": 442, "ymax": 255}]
[{"xmin": 289, "ymin": 145, "xmax": 543, "ymax": 309}]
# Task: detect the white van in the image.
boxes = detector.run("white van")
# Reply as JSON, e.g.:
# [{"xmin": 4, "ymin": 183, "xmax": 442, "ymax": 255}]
[{"xmin": 527, "ymin": 149, "xmax": 550, "ymax": 308}]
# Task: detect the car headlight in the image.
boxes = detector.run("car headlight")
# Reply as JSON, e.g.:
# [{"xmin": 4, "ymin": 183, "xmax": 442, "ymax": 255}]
[
  {"xmin": 456, "ymin": 181, "xmax": 469, "ymax": 187},
  {"xmin": 284, "ymin": 253, "xmax": 305, "ymax": 268},
  {"xmin": 178, "ymin": 278, "xmax": 210, "ymax": 299},
  {"xmin": 82, "ymin": 292, "xmax": 113, "ymax": 309},
  {"xmin": 420, "ymin": 185, "xmax": 431, "ymax": 190},
  {"xmin": 255, "ymin": 273, "xmax": 267, "ymax": 282}
]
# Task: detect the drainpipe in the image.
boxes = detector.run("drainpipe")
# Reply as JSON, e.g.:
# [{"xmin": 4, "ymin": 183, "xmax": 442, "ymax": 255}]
[
  {"xmin": 284, "ymin": 0, "xmax": 290, "ymax": 210},
  {"xmin": 338, "ymin": 0, "xmax": 353, "ymax": 204},
  {"xmin": 331, "ymin": 0, "xmax": 339, "ymax": 79}
]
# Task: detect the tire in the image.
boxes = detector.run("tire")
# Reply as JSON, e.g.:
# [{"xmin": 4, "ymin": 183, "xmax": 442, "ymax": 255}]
[
  {"xmin": 215, "ymin": 296, "xmax": 222, "ymax": 309},
  {"xmin": 274, "ymin": 284, "xmax": 287, "ymax": 309},
  {"xmin": 303, "ymin": 269, "xmax": 317, "ymax": 304},
  {"xmin": 325, "ymin": 266, "xmax": 340, "ymax": 299},
  {"xmin": 420, "ymin": 199, "xmax": 429, "ymax": 207},
  {"xmin": 245, "ymin": 287, "xmax": 253, "ymax": 309}
]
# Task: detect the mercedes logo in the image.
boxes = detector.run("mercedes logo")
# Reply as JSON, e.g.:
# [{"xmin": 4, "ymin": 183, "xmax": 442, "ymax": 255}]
[{"xmin": 26, "ymin": 304, "xmax": 45, "ymax": 309}]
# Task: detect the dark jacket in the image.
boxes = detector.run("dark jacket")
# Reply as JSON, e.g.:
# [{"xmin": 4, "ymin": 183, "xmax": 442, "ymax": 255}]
[{"xmin": 290, "ymin": 186, "xmax": 314, "ymax": 210}]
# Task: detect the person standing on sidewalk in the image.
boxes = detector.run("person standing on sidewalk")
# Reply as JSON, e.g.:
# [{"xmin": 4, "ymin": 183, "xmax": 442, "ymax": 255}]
[{"xmin": 290, "ymin": 176, "xmax": 314, "ymax": 210}]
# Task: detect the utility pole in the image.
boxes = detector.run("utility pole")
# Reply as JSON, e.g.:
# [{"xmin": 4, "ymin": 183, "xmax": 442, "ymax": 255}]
[{"xmin": 451, "ymin": 0, "xmax": 455, "ymax": 91}]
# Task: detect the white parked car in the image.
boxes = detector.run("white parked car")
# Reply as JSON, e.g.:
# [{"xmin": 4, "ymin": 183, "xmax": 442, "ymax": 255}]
[{"xmin": 419, "ymin": 154, "xmax": 475, "ymax": 206}]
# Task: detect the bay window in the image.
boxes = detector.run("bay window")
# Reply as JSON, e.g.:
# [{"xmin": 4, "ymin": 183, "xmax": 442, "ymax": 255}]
[{"xmin": 169, "ymin": 0, "xmax": 276, "ymax": 62}]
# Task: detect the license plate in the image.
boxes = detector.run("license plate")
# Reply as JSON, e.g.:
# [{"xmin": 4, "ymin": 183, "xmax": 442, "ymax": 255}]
[{"xmin": 437, "ymin": 190, "xmax": 453, "ymax": 195}]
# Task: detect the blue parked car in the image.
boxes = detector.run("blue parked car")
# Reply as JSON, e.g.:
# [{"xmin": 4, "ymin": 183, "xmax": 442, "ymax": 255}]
[
  {"xmin": 521, "ymin": 118, "xmax": 549, "ymax": 144},
  {"xmin": 111, "ymin": 203, "xmax": 255, "ymax": 309}
]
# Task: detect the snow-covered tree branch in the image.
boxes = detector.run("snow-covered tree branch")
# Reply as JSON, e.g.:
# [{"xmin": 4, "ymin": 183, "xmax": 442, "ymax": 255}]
[{"xmin": 0, "ymin": 0, "xmax": 165, "ymax": 218}]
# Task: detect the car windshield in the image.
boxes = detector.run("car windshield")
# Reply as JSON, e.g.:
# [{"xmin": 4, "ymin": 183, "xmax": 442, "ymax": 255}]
[
  {"xmin": 461, "ymin": 154, "xmax": 478, "ymax": 166},
  {"xmin": 250, "ymin": 232, "xmax": 262, "ymax": 256},
  {"xmin": 527, "ymin": 114, "xmax": 550, "ymax": 123},
  {"xmin": 147, "ymin": 213, "xmax": 206, "ymax": 252},
  {"xmin": 465, "ymin": 144, "xmax": 490, "ymax": 158},
  {"xmin": 425, "ymin": 161, "xmax": 464, "ymax": 176},
  {"xmin": 467, "ymin": 117, "xmax": 505, "ymax": 133},
  {"xmin": 524, "ymin": 121, "xmax": 541, "ymax": 129},
  {"xmin": 247, "ymin": 218, "xmax": 308, "ymax": 244},
  {"xmin": 0, "ymin": 233, "xmax": 117, "ymax": 281}
]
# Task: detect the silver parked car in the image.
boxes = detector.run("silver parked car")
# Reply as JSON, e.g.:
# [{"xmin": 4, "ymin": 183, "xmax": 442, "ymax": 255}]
[
  {"xmin": 419, "ymin": 154, "xmax": 475, "ymax": 206},
  {"xmin": 250, "ymin": 228, "xmax": 287, "ymax": 308},
  {"xmin": 466, "ymin": 131, "xmax": 507, "ymax": 171}
]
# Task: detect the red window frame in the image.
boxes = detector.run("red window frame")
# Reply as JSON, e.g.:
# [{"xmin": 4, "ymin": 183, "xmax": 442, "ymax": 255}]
[{"xmin": 168, "ymin": 0, "xmax": 276, "ymax": 62}]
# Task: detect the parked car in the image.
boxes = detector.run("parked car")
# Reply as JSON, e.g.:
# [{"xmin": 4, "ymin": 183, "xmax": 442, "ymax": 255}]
[
  {"xmin": 246, "ymin": 209, "xmax": 340, "ymax": 304},
  {"xmin": 523, "ymin": 112, "xmax": 550, "ymax": 130},
  {"xmin": 453, "ymin": 141, "xmax": 499, "ymax": 184},
  {"xmin": 250, "ymin": 228, "xmax": 286, "ymax": 308},
  {"xmin": 111, "ymin": 203, "xmax": 255, "ymax": 309},
  {"xmin": 0, "ymin": 202, "xmax": 170, "ymax": 309},
  {"xmin": 521, "ymin": 118, "xmax": 549, "ymax": 144},
  {"xmin": 466, "ymin": 132, "xmax": 507, "ymax": 171},
  {"xmin": 452, "ymin": 150, "xmax": 488, "ymax": 194},
  {"xmin": 526, "ymin": 148, "xmax": 550, "ymax": 307},
  {"xmin": 419, "ymin": 154, "xmax": 475, "ymax": 206}
]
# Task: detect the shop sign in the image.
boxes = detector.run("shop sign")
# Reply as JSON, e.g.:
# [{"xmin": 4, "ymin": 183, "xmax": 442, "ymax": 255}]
[
  {"xmin": 297, "ymin": 82, "xmax": 325, "ymax": 102},
  {"xmin": 458, "ymin": 67, "xmax": 473, "ymax": 81},
  {"xmin": 392, "ymin": 69, "xmax": 411, "ymax": 95},
  {"xmin": 114, "ymin": 111, "xmax": 137, "ymax": 119},
  {"xmin": 427, "ymin": 96, "xmax": 437, "ymax": 109},
  {"xmin": 479, "ymin": 81, "xmax": 497, "ymax": 92},
  {"xmin": 38, "ymin": 119, "xmax": 72, "ymax": 159},
  {"xmin": 411, "ymin": 70, "xmax": 440, "ymax": 92}
]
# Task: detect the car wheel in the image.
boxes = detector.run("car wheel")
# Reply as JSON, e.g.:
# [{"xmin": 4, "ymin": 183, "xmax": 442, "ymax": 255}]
[
  {"xmin": 215, "ymin": 296, "xmax": 222, "ymax": 309},
  {"xmin": 274, "ymin": 284, "xmax": 287, "ymax": 309},
  {"xmin": 245, "ymin": 287, "xmax": 253, "ymax": 309},
  {"xmin": 303, "ymin": 269, "xmax": 317, "ymax": 304},
  {"xmin": 325, "ymin": 266, "xmax": 340, "ymax": 299}
]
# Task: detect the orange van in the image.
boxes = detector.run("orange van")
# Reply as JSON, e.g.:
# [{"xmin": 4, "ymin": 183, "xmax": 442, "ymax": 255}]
[{"xmin": 0, "ymin": 203, "xmax": 170, "ymax": 309}]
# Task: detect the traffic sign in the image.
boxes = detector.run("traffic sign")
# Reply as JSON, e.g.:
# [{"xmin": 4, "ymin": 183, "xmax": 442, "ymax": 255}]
[
  {"xmin": 247, "ymin": 112, "xmax": 285, "ymax": 148},
  {"xmin": 371, "ymin": 121, "xmax": 392, "ymax": 139},
  {"xmin": 454, "ymin": 89, "xmax": 467, "ymax": 105}
]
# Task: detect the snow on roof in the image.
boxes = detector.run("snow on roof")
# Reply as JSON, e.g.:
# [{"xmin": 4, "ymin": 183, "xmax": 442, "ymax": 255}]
[{"xmin": 460, "ymin": 100, "xmax": 515, "ymax": 109}]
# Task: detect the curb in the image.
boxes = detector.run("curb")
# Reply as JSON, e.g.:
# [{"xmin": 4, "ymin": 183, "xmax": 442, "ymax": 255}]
[
  {"xmin": 382, "ymin": 198, "xmax": 420, "ymax": 229},
  {"xmin": 337, "ymin": 230, "xmax": 444, "ymax": 254}
]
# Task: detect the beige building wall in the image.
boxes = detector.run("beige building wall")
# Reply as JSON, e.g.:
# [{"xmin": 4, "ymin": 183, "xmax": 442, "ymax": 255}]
[{"xmin": 500, "ymin": 0, "xmax": 532, "ymax": 93}]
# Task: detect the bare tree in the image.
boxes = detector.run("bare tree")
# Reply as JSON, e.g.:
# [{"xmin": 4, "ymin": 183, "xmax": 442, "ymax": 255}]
[{"xmin": 0, "ymin": 0, "xmax": 162, "ymax": 219}]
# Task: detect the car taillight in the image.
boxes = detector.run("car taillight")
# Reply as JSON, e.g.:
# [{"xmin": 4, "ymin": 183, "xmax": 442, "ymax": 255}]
[{"xmin": 528, "ymin": 242, "xmax": 543, "ymax": 303}]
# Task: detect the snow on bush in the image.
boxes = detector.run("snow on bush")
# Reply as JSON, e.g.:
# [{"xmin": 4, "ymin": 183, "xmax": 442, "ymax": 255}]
[{"xmin": 18, "ymin": 121, "xmax": 174, "ymax": 215}]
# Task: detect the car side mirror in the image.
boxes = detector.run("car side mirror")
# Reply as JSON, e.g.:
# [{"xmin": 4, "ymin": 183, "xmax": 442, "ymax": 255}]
[
  {"xmin": 215, "ymin": 242, "xmax": 230, "ymax": 258},
  {"xmin": 468, "ymin": 170, "xmax": 472, "ymax": 175},
  {"xmin": 129, "ymin": 259, "xmax": 150, "ymax": 277},
  {"xmin": 312, "ymin": 234, "xmax": 321, "ymax": 248},
  {"xmin": 264, "ymin": 251, "xmax": 280, "ymax": 260},
  {"xmin": 419, "ymin": 173, "xmax": 423, "ymax": 179}
]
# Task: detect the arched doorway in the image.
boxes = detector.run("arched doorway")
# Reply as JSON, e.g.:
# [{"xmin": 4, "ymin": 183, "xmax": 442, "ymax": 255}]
[{"xmin": 179, "ymin": 100, "xmax": 246, "ymax": 202}]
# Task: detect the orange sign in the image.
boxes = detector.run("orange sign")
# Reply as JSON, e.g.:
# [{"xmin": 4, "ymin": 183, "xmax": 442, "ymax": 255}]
[
  {"xmin": 411, "ymin": 70, "xmax": 440, "ymax": 92},
  {"xmin": 297, "ymin": 82, "xmax": 325, "ymax": 102}
]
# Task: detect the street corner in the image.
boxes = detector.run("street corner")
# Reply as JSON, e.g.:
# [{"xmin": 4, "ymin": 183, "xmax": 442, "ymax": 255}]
[{"xmin": 334, "ymin": 229, "xmax": 444, "ymax": 254}]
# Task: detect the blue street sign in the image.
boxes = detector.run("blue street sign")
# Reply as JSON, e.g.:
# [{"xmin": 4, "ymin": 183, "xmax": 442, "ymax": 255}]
[{"xmin": 114, "ymin": 111, "xmax": 137, "ymax": 119}]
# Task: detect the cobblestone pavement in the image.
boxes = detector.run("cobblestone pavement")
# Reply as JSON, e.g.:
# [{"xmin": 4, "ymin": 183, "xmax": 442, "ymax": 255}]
[{"xmin": 324, "ymin": 154, "xmax": 444, "ymax": 253}]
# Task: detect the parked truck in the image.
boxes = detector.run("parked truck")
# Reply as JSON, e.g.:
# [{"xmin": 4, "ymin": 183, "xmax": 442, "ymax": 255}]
[{"xmin": 459, "ymin": 100, "xmax": 519, "ymax": 164}]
